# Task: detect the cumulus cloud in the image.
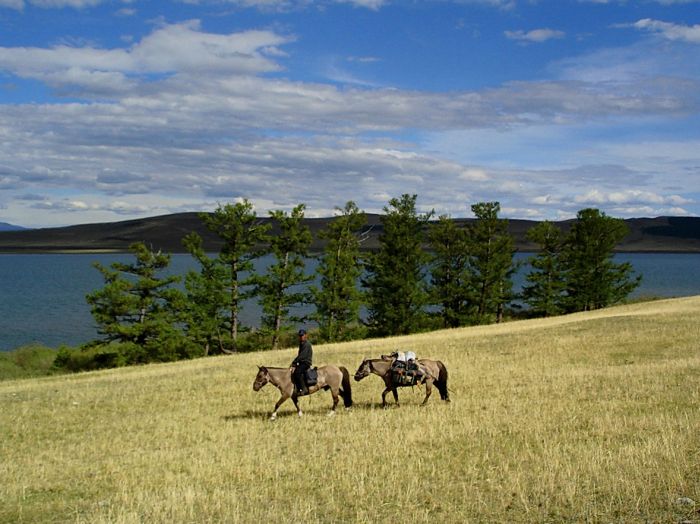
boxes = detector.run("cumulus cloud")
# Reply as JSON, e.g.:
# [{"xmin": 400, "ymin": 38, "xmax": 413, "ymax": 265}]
[
  {"xmin": 0, "ymin": 0, "xmax": 104, "ymax": 8},
  {"xmin": 574, "ymin": 188, "xmax": 692, "ymax": 206},
  {"xmin": 0, "ymin": 21, "xmax": 292, "ymax": 94},
  {"xmin": 0, "ymin": 0, "xmax": 23, "ymax": 9},
  {"xmin": 505, "ymin": 28, "xmax": 565, "ymax": 43},
  {"xmin": 334, "ymin": 0, "xmax": 386, "ymax": 9},
  {"xmin": 579, "ymin": 0, "xmax": 700, "ymax": 3},
  {"xmin": 631, "ymin": 19, "xmax": 700, "ymax": 44},
  {"xmin": 1, "ymin": 12, "xmax": 699, "ymax": 225}
]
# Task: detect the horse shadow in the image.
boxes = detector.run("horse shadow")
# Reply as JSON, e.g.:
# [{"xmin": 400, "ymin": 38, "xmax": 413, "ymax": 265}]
[{"xmin": 222, "ymin": 405, "xmax": 353, "ymax": 421}]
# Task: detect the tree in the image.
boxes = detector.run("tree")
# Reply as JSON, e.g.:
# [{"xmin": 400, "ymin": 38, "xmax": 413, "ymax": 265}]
[
  {"xmin": 363, "ymin": 194, "xmax": 433, "ymax": 337},
  {"xmin": 428, "ymin": 214, "xmax": 472, "ymax": 328},
  {"xmin": 311, "ymin": 201, "xmax": 367, "ymax": 342},
  {"xmin": 86, "ymin": 242, "xmax": 187, "ymax": 363},
  {"xmin": 467, "ymin": 202, "xmax": 516, "ymax": 324},
  {"xmin": 522, "ymin": 220, "xmax": 565, "ymax": 317},
  {"xmin": 560, "ymin": 208, "xmax": 641, "ymax": 312},
  {"xmin": 256, "ymin": 204, "xmax": 313, "ymax": 349},
  {"xmin": 184, "ymin": 200, "xmax": 270, "ymax": 352},
  {"xmin": 180, "ymin": 233, "xmax": 231, "ymax": 355}
]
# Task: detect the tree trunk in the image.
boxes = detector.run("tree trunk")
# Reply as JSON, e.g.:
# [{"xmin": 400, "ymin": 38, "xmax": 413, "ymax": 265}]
[
  {"xmin": 230, "ymin": 259, "xmax": 239, "ymax": 352},
  {"xmin": 271, "ymin": 252, "xmax": 289, "ymax": 350}
]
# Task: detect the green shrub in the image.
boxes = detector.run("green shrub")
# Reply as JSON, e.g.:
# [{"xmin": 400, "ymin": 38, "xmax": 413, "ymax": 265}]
[
  {"xmin": 53, "ymin": 344, "xmax": 128, "ymax": 372},
  {"xmin": 0, "ymin": 345, "xmax": 59, "ymax": 380}
]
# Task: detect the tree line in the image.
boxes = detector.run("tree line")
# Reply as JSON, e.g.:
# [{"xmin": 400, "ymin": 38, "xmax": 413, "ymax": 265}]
[{"xmin": 54, "ymin": 195, "xmax": 641, "ymax": 371}]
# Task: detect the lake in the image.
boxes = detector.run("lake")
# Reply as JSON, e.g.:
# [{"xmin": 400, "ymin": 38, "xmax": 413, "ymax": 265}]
[{"xmin": 1, "ymin": 252, "xmax": 699, "ymax": 350}]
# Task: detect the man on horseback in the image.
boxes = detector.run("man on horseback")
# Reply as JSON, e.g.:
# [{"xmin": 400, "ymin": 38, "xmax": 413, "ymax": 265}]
[{"xmin": 291, "ymin": 328, "xmax": 313, "ymax": 395}]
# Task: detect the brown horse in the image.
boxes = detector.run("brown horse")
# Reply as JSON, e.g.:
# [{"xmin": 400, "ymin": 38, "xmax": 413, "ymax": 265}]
[
  {"xmin": 353, "ymin": 357, "xmax": 448, "ymax": 408},
  {"xmin": 253, "ymin": 365, "xmax": 353, "ymax": 420},
  {"xmin": 381, "ymin": 354, "xmax": 450, "ymax": 402}
]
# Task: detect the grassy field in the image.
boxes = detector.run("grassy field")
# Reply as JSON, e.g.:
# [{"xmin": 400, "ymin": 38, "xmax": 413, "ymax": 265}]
[{"xmin": 1, "ymin": 297, "xmax": 699, "ymax": 523}]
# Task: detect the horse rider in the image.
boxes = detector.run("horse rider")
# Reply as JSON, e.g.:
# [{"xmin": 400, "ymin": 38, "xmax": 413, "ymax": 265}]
[{"xmin": 291, "ymin": 328, "xmax": 313, "ymax": 395}]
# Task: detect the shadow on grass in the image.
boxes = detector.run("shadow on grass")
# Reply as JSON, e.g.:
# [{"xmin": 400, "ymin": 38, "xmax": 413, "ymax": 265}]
[{"xmin": 222, "ymin": 405, "xmax": 355, "ymax": 421}]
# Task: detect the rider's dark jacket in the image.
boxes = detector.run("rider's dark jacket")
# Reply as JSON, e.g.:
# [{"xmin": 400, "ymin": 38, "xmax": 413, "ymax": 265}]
[{"xmin": 292, "ymin": 340, "xmax": 313, "ymax": 367}]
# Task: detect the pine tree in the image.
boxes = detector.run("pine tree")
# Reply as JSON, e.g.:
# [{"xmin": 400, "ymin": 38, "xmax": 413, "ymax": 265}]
[
  {"xmin": 86, "ymin": 242, "xmax": 186, "ymax": 363},
  {"xmin": 185, "ymin": 200, "xmax": 270, "ymax": 352},
  {"xmin": 180, "ymin": 232, "xmax": 231, "ymax": 355},
  {"xmin": 467, "ymin": 202, "xmax": 516, "ymax": 324},
  {"xmin": 363, "ymin": 194, "xmax": 433, "ymax": 337},
  {"xmin": 561, "ymin": 208, "xmax": 641, "ymax": 312},
  {"xmin": 522, "ymin": 220, "xmax": 565, "ymax": 317},
  {"xmin": 256, "ymin": 204, "xmax": 313, "ymax": 349},
  {"xmin": 311, "ymin": 201, "xmax": 367, "ymax": 342},
  {"xmin": 428, "ymin": 214, "xmax": 472, "ymax": 328}
]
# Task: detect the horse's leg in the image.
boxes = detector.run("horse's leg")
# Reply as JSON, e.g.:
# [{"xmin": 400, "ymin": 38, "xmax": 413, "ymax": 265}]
[
  {"xmin": 381, "ymin": 386, "xmax": 399, "ymax": 408},
  {"xmin": 381, "ymin": 387, "xmax": 390, "ymax": 408},
  {"xmin": 421, "ymin": 380, "xmax": 433, "ymax": 406},
  {"xmin": 270, "ymin": 393, "xmax": 289, "ymax": 421},
  {"xmin": 291, "ymin": 394, "xmax": 303, "ymax": 417},
  {"xmin": 328, "ymin": 385, "xmax": 339, "ymax": 417}
]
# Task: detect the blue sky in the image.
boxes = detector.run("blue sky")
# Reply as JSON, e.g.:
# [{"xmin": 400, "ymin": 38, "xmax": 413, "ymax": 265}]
[{"xmin": 1, "ymin": 0, "xmax": 699, "ymax": 227}]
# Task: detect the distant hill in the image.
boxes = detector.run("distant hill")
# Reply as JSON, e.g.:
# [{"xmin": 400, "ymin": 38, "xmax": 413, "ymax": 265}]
[
  {"xmin": 0, "ymin": 212, "xmax": 698, "ymax": 253},
  {"xmin": 0, "ymin": 222, "xmax": 27, "ymax": 232}
]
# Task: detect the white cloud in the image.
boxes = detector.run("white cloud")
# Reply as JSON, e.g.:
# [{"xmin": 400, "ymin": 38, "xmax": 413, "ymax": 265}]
[
  {"xmin": 574, "ymin": 188, "xmax": 693, "ymax": 207},
  {"xmin": 631, "ymin": 19, "xmax": 700, "ymax": 44},
  {"xmin": 30, "ymin": 0, "xmax": 101, "ymax": 6},
  {"xmin": 0, "ymin": 21, "xmax": 292, "ymax": 90},
  {"xmin": 579, "ymin": 0, "xmax": 700, "ymax": 3},
  {"xmin": 1, "ymin": 9, "xmax": 700, "ymax": 225},
  {"xmin": 334, "ymin": 0, "xmax": 386, "ymax": 9},
  {"xmin": 0, "ymin": 0, "xmax": 23, "ymax": 9},
  {"xmin": 505, "ymin": 28, "xmax": 565, "ymax": 43},
  {"xmin": 0, "ymin": 0, "xmax": 103, "ymax": 8}
]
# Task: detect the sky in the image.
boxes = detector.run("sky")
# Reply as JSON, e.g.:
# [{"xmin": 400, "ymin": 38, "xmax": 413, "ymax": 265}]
[{"xmin": 1, "ymin": 0, "xmax": 699, "ymax": 228}]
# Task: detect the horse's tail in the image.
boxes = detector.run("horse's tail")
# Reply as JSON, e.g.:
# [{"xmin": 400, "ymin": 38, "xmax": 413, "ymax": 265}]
[
  {"xmin": 339, "ymin": 366, "xmax": 353, "ymax": 408},
  {"xmin": 435, "ymin": 361, "xmax": 450, "ymax": 402}
]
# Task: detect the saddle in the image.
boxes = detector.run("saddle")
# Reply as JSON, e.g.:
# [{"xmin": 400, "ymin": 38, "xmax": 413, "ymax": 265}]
[
  {"xmin": 390, "ymin": 360, "xmax": 421, "ymax": 386},
  {"xmin": 305, "ymin": 367, "xmax": 318, "ymax": 386}
]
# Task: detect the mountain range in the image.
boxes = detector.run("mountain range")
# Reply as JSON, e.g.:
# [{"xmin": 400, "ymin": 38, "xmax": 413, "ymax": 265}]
[
  {"xmin": 0, "ymin": 222, "xmax": 27, "ymax": 232},
  {"xmin": 0, "ymin": 213, "xmax": 699, "ymax": 253}
]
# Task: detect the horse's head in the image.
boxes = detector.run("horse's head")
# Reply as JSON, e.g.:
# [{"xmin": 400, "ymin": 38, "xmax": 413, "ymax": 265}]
[
  {"xmin": 253, "ymin": 366, "xmax": 269, "ymax": 391},
  {"xmin": 354, "ymin": 359, "xmax": 371, "ymax": 382}
]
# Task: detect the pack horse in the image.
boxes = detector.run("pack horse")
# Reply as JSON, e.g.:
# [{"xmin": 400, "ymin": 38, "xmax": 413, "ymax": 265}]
[
  {"xmin": 353, "ymin": 356, "xmax": 450, "ymax": 408},
  {"xmin": 253, "ymin": 365, "xmax": 353, "ymax": 420}
]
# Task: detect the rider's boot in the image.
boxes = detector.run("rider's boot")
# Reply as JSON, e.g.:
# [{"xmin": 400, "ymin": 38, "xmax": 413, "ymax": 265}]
[{"xmin": 295, "ymin": 378, "xmax": 308, "ymax": 396}]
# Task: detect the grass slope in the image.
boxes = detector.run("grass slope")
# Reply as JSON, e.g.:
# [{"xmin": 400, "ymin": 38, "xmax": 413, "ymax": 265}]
[{"xmin": 1, "ymin": 297, "xmax": 699, "ymax": 523}]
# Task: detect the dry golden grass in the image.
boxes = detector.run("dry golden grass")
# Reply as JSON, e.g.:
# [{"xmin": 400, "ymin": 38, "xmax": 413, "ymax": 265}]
[{"xmin": 2, "ymin": 297, "xmax": 699, "ymax": 523}]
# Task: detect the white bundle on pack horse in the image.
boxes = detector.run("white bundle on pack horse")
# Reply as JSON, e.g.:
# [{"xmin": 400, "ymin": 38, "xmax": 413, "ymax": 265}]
[{"xmin": 353, "ymin": 350, "xmax": 450, "ymax": 408}]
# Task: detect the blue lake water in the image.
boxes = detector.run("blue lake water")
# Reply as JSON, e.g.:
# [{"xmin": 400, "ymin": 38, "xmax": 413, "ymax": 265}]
[{"xmin": 1, "ymin": 252, "xmax": 699, "ymax": 350}]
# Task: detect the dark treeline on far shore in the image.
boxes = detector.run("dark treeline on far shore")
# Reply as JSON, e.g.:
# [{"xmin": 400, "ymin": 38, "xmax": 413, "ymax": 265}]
[{"xmin": 16, "ymin": 195, "xmax": 643, "ymax": 376}]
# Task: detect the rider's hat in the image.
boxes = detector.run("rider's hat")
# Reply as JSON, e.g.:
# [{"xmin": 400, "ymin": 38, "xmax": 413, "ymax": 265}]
[{"xmin": 298, "ymin": 328, "xmax": 307, "ymax": 336}]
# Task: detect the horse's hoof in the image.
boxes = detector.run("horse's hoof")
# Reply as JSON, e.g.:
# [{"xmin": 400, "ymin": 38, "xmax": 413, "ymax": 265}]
[
  {"xmin": 298, "ymin": 411, "xmax": 303, "ymax": 417},
  {"xmin": 327, "ymin": 411, "xmax": 335, "ymax": 417},
  {"xmin": 269, "ymin": 414, "xmax": 277, "ymax": 421}
]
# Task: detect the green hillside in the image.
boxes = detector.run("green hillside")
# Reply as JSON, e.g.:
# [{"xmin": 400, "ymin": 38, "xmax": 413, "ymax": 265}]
[{"xmin": 1, "ymin": 296, "xmax": 699, "ymax": 523}]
